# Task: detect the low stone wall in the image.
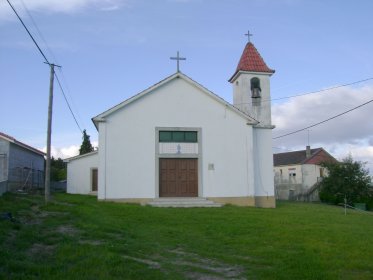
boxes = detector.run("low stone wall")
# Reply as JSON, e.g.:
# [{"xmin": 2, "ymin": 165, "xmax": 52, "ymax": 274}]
[
  {"xmin": 275, "ymin": 183, "xmax": 303, "ymax": 200},
  {"xmin": 275, "ymin": 183, "xmax": 320, "ymax": 202}
]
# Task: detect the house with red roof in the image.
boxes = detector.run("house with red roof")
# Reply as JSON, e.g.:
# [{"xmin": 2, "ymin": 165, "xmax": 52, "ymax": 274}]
[
  {"xmin": 273, "ymin": 146, "xmax": 338, "ymax": 201},
  {"xmin": 66, "ymin": 40, "xmax": 276, "ymax": 207},
  {"xmin": 0, "ymin": 132, "xmax": 45, "ymax": 195}
]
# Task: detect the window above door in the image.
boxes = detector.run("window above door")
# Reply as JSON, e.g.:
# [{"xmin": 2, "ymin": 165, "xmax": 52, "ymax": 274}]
[{"xmin": 159, "ymin": 131, "xmax": 197, "ymax": 143}]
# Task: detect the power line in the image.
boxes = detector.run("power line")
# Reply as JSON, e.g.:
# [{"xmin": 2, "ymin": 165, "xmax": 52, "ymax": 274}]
[
  {"xmin": 54, "ymin": 73, "xmax": 83, "ymax": 133},
  {"xmin": 19, "ymin": 0, "xmax": 59, "ymax": 65},
  {"xmin": 56, "ymin": 67, "xmax": 87, "ymax": 130},
  {"xmin": 271, "ymin": 77, "xmax": 373, "ymax": 102},
  {"xmin": 6, "ymin": 0, "xmax": 49, "ymax": 64},
  {"xmin": 234, "ymin": 77, "xmax": 373, "ymax": 106},
  {"xmin": 7, "ymin": 0, "xmax": 83, "ymax": 134},
  {"xmin": 273, "ymin": 98, "xmax": 373, "ymax": 139}
]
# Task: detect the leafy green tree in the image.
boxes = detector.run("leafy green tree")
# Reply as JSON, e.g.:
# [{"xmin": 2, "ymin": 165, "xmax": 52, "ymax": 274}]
[
  {"xmin": 319, "ymin": 155, "xmax": 372, "ymax": 205},
  {"xmin": 79, "ymin": 129, "xmax": 94, "ymax": 155},
  {"xmin": 50, "ymin": 157, "xmax": 67, "ymax": 181}
]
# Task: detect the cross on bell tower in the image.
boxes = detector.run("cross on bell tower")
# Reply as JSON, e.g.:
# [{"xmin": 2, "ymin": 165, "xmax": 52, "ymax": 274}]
[
  {"xmin": 244, "ymin": 30, "xmax": 253, "ymax": 43},
  {"xmin": 170, "ymin": 51, "xmax": 186, "ymax": 72}
]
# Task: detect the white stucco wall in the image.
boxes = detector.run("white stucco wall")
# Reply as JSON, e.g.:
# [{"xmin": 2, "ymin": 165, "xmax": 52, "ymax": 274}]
[
  {"xmin": 66, "ymin": 151, "xmax": 98, "ymax": 194},
  {"xmin": 274, "ymin": 164, "xmax": 303, "ymax": 185},
  {"xmin": 302, "ymin": 164, "xmax": 323, "ymax": 188},
  {"xmin": 232, "ymin": 73, "xmax": 272, "ymax": 126},
  {"xmin": 253, "ymin": 128, "xmax": 275, "ymax": 196},
  {"xmin": 274, "ymin": 164, "xmax": 324, "ymax": 188},
  {"xmin": 232, "ymin": 71, "xmax": 274, "ymax": 199},
  {"xmin": 97, "ymin": 77, "xmax": 259, "ymax": 200}
]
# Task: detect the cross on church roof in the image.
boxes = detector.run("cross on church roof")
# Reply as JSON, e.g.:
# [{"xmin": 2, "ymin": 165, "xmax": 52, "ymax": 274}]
[
  {"xmin": 170, "ymin": 51, "xmax": 186, "ymax": 72},
  {"xmin": 244, "ymin": 30, "xmax": 253, "ymax": 43}
]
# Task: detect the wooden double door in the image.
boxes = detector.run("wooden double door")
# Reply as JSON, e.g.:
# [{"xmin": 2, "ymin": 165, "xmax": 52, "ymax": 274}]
[{"xmin": 159, "ymin": 158, "xmax": 198, "ymax": 197}]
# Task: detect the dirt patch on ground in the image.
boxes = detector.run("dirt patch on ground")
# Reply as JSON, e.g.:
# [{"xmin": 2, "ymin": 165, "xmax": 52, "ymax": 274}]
[
  {"xmin": 18, "ymin": 205, "xmax": 68, "ymax": 226},
  {"xmin": 52, "ymin": 201, "xmax": 76, "ymax": 207},
  {"xmin": 168, "ymin": 248, "xmax": 245, "ymax": 279},
  {"xmin": 78, "ymin": 239, "xmax": 105, "ymax": 246},
  {"xmin": 18, "ymin": 214, "xmax": 43, "ymax": 225},
  {"xmin": 121, "ymin": 248, "xmax": 246, "ymax": 279},
  {"xmin": 122, "ymin": 255, "xmax": 161, "ymax": 269},
  {"xmin": 105, "ymin": 232, "xmax": 125, "ymax": 240},
  {"xmin": 28, "ymin": 243, "xmax": 56, "ymax": 258},
  {"xmin": 56, "ymin": 225, "xmax": 80, "ymax": 236}
]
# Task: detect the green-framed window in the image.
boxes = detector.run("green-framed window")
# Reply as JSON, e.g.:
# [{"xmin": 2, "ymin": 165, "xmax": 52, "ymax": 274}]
[{"xmin": 159, "ymin": 131, "xmax": 197, "ymax": 143}]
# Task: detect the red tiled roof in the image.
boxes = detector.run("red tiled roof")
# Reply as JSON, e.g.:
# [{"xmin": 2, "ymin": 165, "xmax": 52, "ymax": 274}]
[
  {"xmin": 229, "ymin": 42, "xmax": 274, "ymax": 82},
  {"xmin": 273, "ymin": 148, "xmax": 337, "ymax": 166}
]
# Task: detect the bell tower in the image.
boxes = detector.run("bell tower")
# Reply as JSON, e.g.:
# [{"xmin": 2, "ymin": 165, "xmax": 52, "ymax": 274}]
[
  {"xmin": 228, "ymin": 41, "xmax": 275, "ymax": 125},
  {"xmin": 229, "ymin": 37, "xmax": 276, "ymax": 208}
]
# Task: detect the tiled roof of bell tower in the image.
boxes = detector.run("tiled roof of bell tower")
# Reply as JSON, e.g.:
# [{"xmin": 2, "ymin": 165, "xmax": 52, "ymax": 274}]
[{"xmin": 229, "ymin": 42, "xmax": 274, "ymax": 82}]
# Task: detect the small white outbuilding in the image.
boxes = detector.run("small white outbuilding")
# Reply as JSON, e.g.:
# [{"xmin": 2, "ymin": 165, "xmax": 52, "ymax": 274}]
[
  {"xmin": 66, "ymin": 151, "xmax": 98, "ymax": 195},
  {"xmin": 66, "ymin": 41, "xmax": 276, "ymax": 207}
]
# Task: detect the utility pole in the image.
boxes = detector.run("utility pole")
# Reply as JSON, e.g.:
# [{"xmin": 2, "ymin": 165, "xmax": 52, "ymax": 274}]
[
  {"xmin": 6, "ymin": 0, "xmax": 63, "ymax": 202},
  {"xmin": 45, "ymin": 63, "xmax": 60, "ymax": 203}
]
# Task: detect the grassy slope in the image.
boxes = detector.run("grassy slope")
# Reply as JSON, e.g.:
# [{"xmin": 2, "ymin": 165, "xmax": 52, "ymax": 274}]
[{"xmin": 0, "ymin": 193, "xmax": 372, "ymax": 279}]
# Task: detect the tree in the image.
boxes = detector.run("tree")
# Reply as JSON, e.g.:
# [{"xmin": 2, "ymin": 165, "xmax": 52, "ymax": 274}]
[
  {"xmin": 50, "ymin": 157, "xmax": 67, "ymax": 181},
  {"xmin": 319, "ymin": 155, "xmax": 372, "ymax": 206},
  {"xmin": 79, "ymin": 129, "xmax": 94, "ymax": 155}
]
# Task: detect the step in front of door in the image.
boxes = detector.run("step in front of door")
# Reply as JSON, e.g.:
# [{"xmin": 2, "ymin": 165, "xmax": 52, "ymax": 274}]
[{"xmin": 147, "ymin": 197, "xmax": 223, "ymax": 208}]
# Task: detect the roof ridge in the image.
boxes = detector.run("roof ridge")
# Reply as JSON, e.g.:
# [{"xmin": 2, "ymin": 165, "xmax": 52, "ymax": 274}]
[
  {"xmin": 274, "ymin": 147, "xmax": 322, "ymax": 155},
  {"xmin": 92, "ymin": 71, "xmax": 258, "ymax": 129}
]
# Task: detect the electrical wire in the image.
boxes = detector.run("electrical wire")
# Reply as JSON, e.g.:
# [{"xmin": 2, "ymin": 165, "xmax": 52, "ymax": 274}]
[
  {"xmin": 18, "ymin": 0, "xmax": 85, "ymax": 129},
  {"xmin": 273, "ymin": 98, "xmax": 373, "ymax": 139},
  {"xmin": 7, "ymin": 0, "xmax": 84, "ymax": 134},
  {"xmin": 54, "ymin": 73, "xmax": 83, "ymax": 133},
  {"xmin": 6, "ymin": 0, "xmax": 49, "ymax": 64},
  {"xmin": 56, "ymin": 67, "xmax": 87, "ymax": 130},
  {"xmin": 271, "ymin": 77, "xmax": 373, "ymax": 102},
  {"xmin": 19, "ymin": 0, "xmax": 60, "ymax": 65},
  {"xmin": 234, "ymin": 77, "xmax": 373, "ymax": 106}
]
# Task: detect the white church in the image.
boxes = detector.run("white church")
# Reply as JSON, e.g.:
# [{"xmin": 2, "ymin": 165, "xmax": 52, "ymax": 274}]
[{"xmin": 66, "ymin": 39, "xmax": 276, "ymax": 208}]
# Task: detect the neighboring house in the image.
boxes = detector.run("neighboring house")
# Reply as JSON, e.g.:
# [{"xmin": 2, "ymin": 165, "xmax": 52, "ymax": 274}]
[
  {"xmin": 0, "ymin": 132, "xmax": 45, "ymax": 195},
  {"xmin": 66, "ymin": 41, "xmax": 276, "ymax": 208},
  {"xmin": 273, "ymin": 146, "xmax": 337, "ymax": 201}
]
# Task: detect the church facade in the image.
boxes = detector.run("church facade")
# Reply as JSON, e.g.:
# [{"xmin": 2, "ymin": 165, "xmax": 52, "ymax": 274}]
[{"xmin": 66, "ymin": 41, "xmax": 276, "ymax": 208}]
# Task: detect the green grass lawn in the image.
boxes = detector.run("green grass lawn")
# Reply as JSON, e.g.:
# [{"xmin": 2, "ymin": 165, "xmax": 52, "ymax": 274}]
[{"xmin": 1, "ymin": 192, "xmax": 372, "ymax": 279}]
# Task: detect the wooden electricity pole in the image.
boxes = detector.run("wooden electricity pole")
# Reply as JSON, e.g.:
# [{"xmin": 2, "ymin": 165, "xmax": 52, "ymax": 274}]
[
  {"xmin": 6, "ymin": 0, "xmax": 63, "ymax": 203},
  {"xmin": 45, "ymin": 63, "xmax": 60, "ymax": 203}
]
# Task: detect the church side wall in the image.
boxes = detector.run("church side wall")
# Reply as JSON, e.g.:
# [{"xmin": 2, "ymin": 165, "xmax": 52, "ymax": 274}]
[
  {"xmin": 100, "ymin": 78, "xmax": 256, "ymax": 200},
  {"xmin": 67, "ymin": 152, "xmax": 98, "ymax": 194},
  {"xmin": 253, "ymin": 128, "xmax": 275, "ymax": 207},
  {"xmin": 98, "ymin": 122, "xmax": 107, "ymax": 199}
]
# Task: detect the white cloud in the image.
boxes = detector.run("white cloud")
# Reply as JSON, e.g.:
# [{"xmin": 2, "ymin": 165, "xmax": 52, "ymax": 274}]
[
  {"xmin": 41, "ymin": 141, "xmax": 98, "ymax": 159},
  {"xmin": 41, "ymin": 145, "xmax": 79, "ymax": 159},
  {"xmin": 0, "ymin": 0, "xmax": 127, "ymax": 20},
  {"xmin": 272, "ymin": 84, "xmax": 373, "ymax": 173}
]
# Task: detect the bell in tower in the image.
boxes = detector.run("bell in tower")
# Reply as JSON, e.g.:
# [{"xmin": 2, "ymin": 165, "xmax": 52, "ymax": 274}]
[{"xmin": 250, "ymin": 77, "xmax": 261, "ymax": 98}]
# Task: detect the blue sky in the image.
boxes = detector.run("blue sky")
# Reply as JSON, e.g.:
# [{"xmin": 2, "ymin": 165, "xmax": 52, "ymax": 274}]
[{"xmin": 1, "ymin": 0, "xmax": 373, "ymax": 170}]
